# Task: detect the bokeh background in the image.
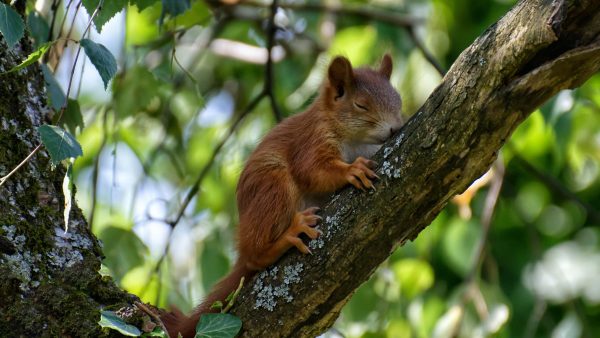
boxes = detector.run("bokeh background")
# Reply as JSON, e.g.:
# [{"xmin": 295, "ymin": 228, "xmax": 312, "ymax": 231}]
[{"xmin": 30, "ymin": 0, "xmax": 600, "ymax": 337}]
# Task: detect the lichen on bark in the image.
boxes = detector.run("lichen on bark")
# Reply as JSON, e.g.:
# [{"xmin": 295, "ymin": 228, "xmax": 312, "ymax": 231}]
[{"xmin": 0, "ymin": 9, "xmax": 137, "ymax": 338}]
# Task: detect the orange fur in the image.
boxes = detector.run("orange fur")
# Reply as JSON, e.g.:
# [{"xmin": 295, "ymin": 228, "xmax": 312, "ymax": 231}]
[{"xmin": 162, "ymin": 54, "xmax": 403, "ymax": 338}]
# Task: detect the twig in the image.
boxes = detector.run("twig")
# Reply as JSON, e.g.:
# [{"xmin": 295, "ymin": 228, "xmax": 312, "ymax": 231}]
[
  {"xmin": 221, "ymin": 277, "xmax": 245, "ymax": 313},
  {"xmin": 265, "ymin": 0, "xmax": 282, "ymax": 122},
  {"xmin": 451, "ymin": 159, "xmax": 505, "ymax": 337},
  {"xmin": 142, "ymin": 90, "xmax": 267, "ymax": 295},
  {"xmin": 511, "ymin": 151, "xmax": 600, "ymax": 223},
  {"xmin": 212, "ymin": 0, "xmax": 422, "ymax": 28},
  {"xmin": 169, "ymin": 90, "xmax": 266, "ymax": 228},
  {"xmin": 0, "ymin": 144, "xmax": 42, "ymax": 188},
  {"xmin": 1, "ymin": 1, "xmax": 103, "ymax": 188},
  {"xmin": 407, "ymin": 26, "xmax": 446, "ymax": 77},
  {"xmin": 47, "ymin": 0, "xmax": 62, "ymax": 42},
  {"xmin": 55, "ymin": 0, "xmax": 103, "ymax": 123},
  {"xmin": 134, "ymin": 301, "xmax": 170, "ymax": 337}
]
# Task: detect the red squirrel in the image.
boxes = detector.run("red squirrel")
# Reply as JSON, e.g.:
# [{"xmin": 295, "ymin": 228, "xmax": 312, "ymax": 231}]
[{"xmin": 162, "ymin": 54, "xmax": 403, "ymax": 337}]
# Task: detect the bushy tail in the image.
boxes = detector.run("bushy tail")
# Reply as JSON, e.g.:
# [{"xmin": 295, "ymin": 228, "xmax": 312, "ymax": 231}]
[{"xmin": 161, "ymin": 260, "xmax": 252, "ymax": 338}]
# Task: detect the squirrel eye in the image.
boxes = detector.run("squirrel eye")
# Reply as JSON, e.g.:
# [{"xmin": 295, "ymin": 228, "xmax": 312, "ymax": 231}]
[{"xmin": 354, "ymin": 102, "xmax": 368, "ymax": 111}]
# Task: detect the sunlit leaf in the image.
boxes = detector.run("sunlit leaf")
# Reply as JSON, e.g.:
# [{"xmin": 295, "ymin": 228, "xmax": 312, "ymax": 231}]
[
  {"xmin": 0, "ymin": 3, "xmax": 24, "ymax": 48},
  {"xmin": 99, "ymin": 310, "xmax": 141, "ymax": 336},
  {"xmin": 38, "ymin": 125, "xmax": 83, "ymax": 165},
  {"xmin": 195, "ymin": 313, "xmax": 241, "ymax": 338},
  {"xmin": 81, "ymin": 38, "xmax": 118, "ymax": 89},
  {"xmin": 5, "ymin": 41, "xmax": 54, "ymax": 74},
  {"xmin": 392, "ymin": 258, "xmax": 434, "ymax": 299}
]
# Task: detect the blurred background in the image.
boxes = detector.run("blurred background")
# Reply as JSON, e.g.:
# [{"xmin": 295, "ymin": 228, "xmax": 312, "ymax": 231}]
[{"xmin": 29, "ymin": 0, "xmax": 600, "ymax": 337}]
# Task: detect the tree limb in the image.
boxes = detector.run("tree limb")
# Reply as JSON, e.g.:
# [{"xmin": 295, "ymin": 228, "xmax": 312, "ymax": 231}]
[{"xmin": 227, "ymin": 1, "xmax": 600, "ymax": 337}]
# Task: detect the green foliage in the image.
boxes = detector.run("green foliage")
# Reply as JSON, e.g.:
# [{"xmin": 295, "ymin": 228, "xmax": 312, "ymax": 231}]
[
  {"xmin": 81, "ymin": 38, "xmax": 117, "ymax": 89},
  {"xmin": 26, "ymin": 11, "xmax": 49, "ymax": 48},
  {"xmin": 38, "ymin": 125, "xmax": 83, "ymax": 165},
  {"xmin": 99, "ymin": 310, "xmax": 142, "ymax": 336},
  {"xmin": 99, "ymin": 227, "xmax": 148, "ymax": 281},
  {"xmin": 41, "ymin": 64, "xmax": 66, "ymax": 111},
  {"xmin": 0, "ymin": 3, "xmax": 24, "ymax": 48},
  {"xmin": 194, "ymin": 313, "xmax": 242, "ymax": 338}
]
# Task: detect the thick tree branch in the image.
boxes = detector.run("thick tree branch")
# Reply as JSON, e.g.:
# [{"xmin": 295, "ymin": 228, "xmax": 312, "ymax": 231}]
[{"xmin": 226, "ymin": 1, "xmax": 600, "ymax": 337}]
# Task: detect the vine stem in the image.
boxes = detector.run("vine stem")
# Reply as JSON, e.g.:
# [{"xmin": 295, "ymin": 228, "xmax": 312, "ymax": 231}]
[{"xmin": 0, "ymin": 144, "xmax": 42, "ymax": 187}]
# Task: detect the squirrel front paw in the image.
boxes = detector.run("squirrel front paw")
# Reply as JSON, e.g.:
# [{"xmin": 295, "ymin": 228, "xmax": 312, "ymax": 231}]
[
  {"xmin": 285, "ymin": 207, "xmax": 323, "ymax": 254},
  {"xmin": 345, "ymin": 157, "xmax": 379, "ymax": 191}
]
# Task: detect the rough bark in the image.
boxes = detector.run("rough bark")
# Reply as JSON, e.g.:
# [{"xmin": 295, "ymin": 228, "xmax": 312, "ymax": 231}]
[
  {"xmin": 0, "ymin": 3, "xmax": 137, "ymax": 337},
  {"xmin": 229, "ymin": 0, "xmax": 600, "ymax": 337}
]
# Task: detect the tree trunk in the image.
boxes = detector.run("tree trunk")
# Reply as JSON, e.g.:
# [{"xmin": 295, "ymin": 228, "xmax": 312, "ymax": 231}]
[
  {"xmin": 229, "ymin": 0, "xmax": 600, "ymax": 337},
  {"xmin": 0, "ymin": 3, "xmax": 136, "ymax": 337},
  {"xmin": 0, "ymin": 0, "xmax": 599, "ymax": 337}
]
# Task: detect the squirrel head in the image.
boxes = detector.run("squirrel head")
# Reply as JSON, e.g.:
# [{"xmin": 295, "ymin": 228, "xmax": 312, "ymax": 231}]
[{"xmin": 323, "ymin": 54, "xmax": 403, "ymax": 144}]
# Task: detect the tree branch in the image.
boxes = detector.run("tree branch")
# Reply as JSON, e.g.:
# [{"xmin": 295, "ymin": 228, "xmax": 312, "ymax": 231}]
[{"xmin": 225, "ymin": 1, "xmax": 600, "ymax": 337}]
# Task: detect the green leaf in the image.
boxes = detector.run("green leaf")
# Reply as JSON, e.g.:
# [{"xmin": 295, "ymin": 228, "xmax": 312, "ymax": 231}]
[
  {"xmin": 5, "ymin": 41, "xmax": 54, "ymax": 74},
  {"xmin": 113, "ymin": 66, "xmax": 160, "ymax": 118},
  {"xmin": 59, "ymin": 99, "xmax": 85, "ymax": 135},
  {"xmin": 99, "ymin": 227, "xmax": 147, "ymax": 280},
  {"xmin": 0, "ymin": 3, "xmax": 24, "ymax": 48},
  {"xmin": 38, "ymin": 125, "xmax": 83, "ymax": 165},
  {"xmin": 27, "ymin": 11, "xmax": 49, "ymax": 47},
  {"xmin": 62, "ymin": 161, "xmax": 74, "ymax": 232},
  {"xmin": 195, "ymin": 313, "xmax": 241, "ymax": 338},
  {"xmin": 99, "ymin": 310, "xmax": 141, "ymax": 336},
  {"xmin": 82, "ymin": 0, "xmax": 127, "ymax": 32},
  {"xmin": 392, "ymin": 258, "xmax": 435, "ymax": 299},
  {"xmin": 41, "ymin": 64, "xmax": 66, "ymax": 110},
  {"xmin": 81, "ymin": 38, "xmax": 118, "ymax": 89}
]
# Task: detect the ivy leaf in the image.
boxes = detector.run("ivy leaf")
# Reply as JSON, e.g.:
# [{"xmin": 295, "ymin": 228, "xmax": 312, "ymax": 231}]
[
  {"xmin": 99, "ymin": 311, "xmax": 141, "ymax": 336},
  {"xmin": 80, "ymin": 38, "xmax": 117, "ymax": 89},
  {"xmin": 195, "ymin": 313, "xmax": 241, "ymax": 338},
  {"xmin": 38, "ymin": 125, "xmax": 83, "ymax": 165},
  {"xmin": 41, "ymin": 64, "xmax": 66, "ymax": 111},
  {"xmin": 0, "ymin": 3, "xmax": 24, "ymax": 48},
  {"xmin": 5, "ymin": 41, "xmax": 54, "ymax": 74},
  {"xmin": 82, "ymin": 0, "xmax": 127, "ymax": 32},
  {"xmin": 62, "ymin": 161, "xmax": 74, "ymax": 232},
  {"xmin": 27, "ymin": 11, "xmax": 49, "ymax": 48}
]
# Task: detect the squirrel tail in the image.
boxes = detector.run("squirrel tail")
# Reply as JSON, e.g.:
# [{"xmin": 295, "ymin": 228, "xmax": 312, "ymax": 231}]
[{"xmin": 161, "ymin": 260, "xmax": 252, "ymax": 338}]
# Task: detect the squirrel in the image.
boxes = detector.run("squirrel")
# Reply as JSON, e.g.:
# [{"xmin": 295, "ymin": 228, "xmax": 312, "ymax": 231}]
[{"xmin": 161, "ymin": 54, "xmax": 403, "ymax": 338}]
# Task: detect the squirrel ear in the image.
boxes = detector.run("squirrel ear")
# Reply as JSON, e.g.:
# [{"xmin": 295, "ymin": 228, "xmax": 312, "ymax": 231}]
[
  {"xmin": 378, "ymin": 54, "xmax": 393, "ymax": 79},
  {"xmin": 328, "ymin": 56, "xmax": 354, "ymax": 100}
]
